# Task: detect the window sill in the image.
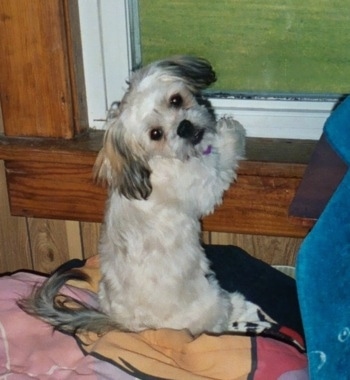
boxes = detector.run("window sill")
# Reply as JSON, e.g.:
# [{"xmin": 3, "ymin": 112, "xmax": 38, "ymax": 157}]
[{"xmin": 0, "ymin": 130, "xmax": 315, "ymax": 237}]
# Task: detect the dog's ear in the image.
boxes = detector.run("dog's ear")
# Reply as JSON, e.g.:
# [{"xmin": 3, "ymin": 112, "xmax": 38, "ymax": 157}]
[
  {"xmin": 157, "ymin": 56, "xmax": 216, "ymax": 91},
  {"xmin": 93, "ymin": 120, "xmax": 152, "ymax": 200}
]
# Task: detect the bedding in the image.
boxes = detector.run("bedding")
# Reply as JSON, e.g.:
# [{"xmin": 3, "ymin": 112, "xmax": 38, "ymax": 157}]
[{"xmin": 0, "ymin": 245, "xmax": 308, "ymax": 379}]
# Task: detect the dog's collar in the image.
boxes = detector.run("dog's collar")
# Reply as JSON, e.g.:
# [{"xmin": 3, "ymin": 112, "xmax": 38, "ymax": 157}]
[{"xmin": 202, "ymin": 145, "xmax": 212, "ymax": 155}]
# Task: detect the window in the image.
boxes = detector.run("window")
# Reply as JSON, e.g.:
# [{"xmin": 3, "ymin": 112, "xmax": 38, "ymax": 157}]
[
  {"xmin": 139, "ymin": 0, "xmax": 350, "ymax": 95},
  {"xmin": 78, "ymin": 0, "xmax": 349, "ymax": 139}
]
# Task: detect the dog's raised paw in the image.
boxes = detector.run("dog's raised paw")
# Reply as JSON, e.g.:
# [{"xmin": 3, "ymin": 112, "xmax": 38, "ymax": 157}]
[
  {"xmin": 217, "ymin": 117, "xmax": 245, "ymax": 143},
  {"xmin": 215, "ymin": 117, "xmax": 246, "ymax": 162}
]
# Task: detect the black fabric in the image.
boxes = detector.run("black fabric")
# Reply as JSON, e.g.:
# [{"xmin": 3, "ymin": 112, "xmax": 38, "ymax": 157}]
[{"xmin": 204, "ymin": 244, "xmax": 304, "ymax": 339}]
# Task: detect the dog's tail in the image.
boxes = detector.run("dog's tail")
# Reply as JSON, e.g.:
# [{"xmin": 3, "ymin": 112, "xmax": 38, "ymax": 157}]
[{"xmin": 18, "ymin": 269, "xmax": 122, "ymax": 335}]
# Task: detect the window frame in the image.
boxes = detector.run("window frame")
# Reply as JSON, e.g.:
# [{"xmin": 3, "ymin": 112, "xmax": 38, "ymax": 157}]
[{"xmin": 78, "ymin": 0, "xmax": 341, "ymax": 139}]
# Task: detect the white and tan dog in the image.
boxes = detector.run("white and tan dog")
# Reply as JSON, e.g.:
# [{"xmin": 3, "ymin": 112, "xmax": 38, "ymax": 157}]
[{"xmin": 21, "ymin": 56, "xmax": 271, "ymax": 336}]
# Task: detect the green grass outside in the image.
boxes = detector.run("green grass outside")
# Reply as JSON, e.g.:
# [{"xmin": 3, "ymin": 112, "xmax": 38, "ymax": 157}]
[{"xmin": 139, "ymin": 0, "xmax": 350, "ymax": 94}]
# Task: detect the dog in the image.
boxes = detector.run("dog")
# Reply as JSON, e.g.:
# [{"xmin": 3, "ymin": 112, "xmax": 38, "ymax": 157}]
[{"xmin": 19, "ymin": 56, "xmax": 271, "ymax": 336}]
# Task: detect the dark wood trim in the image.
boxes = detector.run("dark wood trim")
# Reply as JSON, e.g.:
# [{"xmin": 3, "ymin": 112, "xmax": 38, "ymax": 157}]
[
  {"xmin": 0, "ymin": 130, "xmax": 101, "ymax": 165},
  {"xmin": 0, "ymin": 0, "xmax": 87, "ymax": 138},
  {"xmin": 63, "ymin": 0, "xmax": 88, "ymax": 136},
  {"xmin": 0, "ymin": 133, "xmax": 315, "ymax": 237}
]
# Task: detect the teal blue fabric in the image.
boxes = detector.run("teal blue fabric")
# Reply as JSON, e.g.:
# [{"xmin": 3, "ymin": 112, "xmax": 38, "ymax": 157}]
[{"xmin": 296, "ymin": 96, "xmax": 350, "ymax": 379}]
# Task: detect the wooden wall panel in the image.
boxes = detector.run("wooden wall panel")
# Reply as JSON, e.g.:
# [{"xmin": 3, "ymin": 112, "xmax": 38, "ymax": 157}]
[
  {"xmin": 0, "ymin": 105, "xmax": 32, "ymax": 272},
  {"xmin": 203, "ymin": 166, "xmax": 309, "ymax": 238},
  {"xmin": 0, "ymin": 161, "xmax": 32, "ymax": 273},
  {"xmin": 0, "ymin": 0, "xmax": 87, "ymax": 137},
  {"xmin": 0, "ymin": 135, "xmax": 313, "ymax": 237},
  {"xmin": 202, "ymin": 231, "xmax": 211, "ymax": 245},
  {"xmin": 27, "ymin": 218, "xmax": 83, "ymax": 273},
  {"xmin": 65, "ymin": 220, "xmax": 84, "ymax": 260},
  {"xmin": 0, "ymin": 212, "xmax": 302, "ymax": 273},
  {"xmin": 209, "ymin": 232, "xmax": 302, "ymax": 266},
  {"xmin": 80, "ymin": 222, "xmax": 100, "ymax": 259},
  {"xmin": 5, "ymin": 159, "xmax": 105, "ymax": 222}
]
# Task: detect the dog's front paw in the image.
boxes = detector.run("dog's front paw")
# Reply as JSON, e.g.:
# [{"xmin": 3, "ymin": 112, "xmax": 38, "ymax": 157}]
[
  {"xmin": 213, "ymin": 117, "xmax": 245, "ymax": 185},
  {"xmin": 217, "ymin": 117, "xmax": 246, "ymax": 159}
]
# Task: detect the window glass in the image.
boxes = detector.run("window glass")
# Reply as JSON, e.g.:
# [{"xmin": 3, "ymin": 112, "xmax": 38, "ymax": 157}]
[{"xmin": 139, "ymin": 0, "xmax": 350, "ymax": 95}]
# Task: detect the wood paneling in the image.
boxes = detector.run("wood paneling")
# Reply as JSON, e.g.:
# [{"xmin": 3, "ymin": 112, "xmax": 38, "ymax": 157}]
[
  {"xmin": 0, "ymin": 161, "xmax": 32, "ymax": 273},
  {"xmin": 0, "ymin": 134, "xmax": 314, "ymax": 237},
  {"xmin": 209, "ymin": 232, "xmax": 302, "ymax": 266},
  {"xmin": 0, "ymin": 106, "xmax": 32, "ymax": 272},
  {"xmin": 80, "ymin": 222, "xmax": 101, "ymax": 259},
  {"xmin": 203, "ymin": 170, "xmax": 308, "ymax": 237},
  {"xmin": 63, "ymin": 0, "xmax": 88, "ymax": 135},
  {"xmin": 0, "ymin": 0, "xmax": 87, "ymax": 137},
  {"xmin": 5, "ymin": 159, "xmax": 106, "ymax": 222},
  {"xmin": 27, "ymin": 218, "xmax": 84, "ymax": 273},
  {"xmin": 65, "ymin": 220, "xmax": 84, "ymax": 260}
]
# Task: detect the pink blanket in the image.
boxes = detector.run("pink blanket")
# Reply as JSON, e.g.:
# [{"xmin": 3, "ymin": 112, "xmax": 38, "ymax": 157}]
[
  {"xmin": 0, "ymin": 269, "xmax": 308, "ymax": 379},
  {"xmin": 0, "ymin": 272, "xmax": 131, "ymax": 379}
]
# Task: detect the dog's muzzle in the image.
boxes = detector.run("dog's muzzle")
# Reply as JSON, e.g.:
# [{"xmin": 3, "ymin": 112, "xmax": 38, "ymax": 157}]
[{"xmin": 177, "ymin": 120, "xmax": 204, "ymax": 145}]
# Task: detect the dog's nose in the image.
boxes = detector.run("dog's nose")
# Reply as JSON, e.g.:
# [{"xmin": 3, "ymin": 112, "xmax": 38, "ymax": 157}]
[
  {"xmin": 177, "ymin": 120, "xmax": 195, "ymax": 139},
  {"xmin": 177, "ymin": 120, "xmax": 204, "ymax": 145}
]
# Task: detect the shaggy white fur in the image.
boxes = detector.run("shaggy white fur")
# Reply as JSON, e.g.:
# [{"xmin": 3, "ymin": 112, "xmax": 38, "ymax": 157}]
[
  {"xmin": 20, "ymin": 56, "xmax": 273, "ymax": 336},
  {"xmin": 94, "ymin": 56, "xmax": 246, "ymax": 334}
]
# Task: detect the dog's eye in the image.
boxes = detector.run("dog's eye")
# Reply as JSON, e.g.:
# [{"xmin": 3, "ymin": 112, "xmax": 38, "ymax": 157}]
[
  {"xmin": 169, "ymin": 94, "xmax": 183, "ymax": 108},
  {"xmin": 150, "ymin": 128, "xmax": 164, "ymax": 141}
]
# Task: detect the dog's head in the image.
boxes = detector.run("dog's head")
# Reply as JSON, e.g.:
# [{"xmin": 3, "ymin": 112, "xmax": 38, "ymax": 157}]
[{"xmin": 94, "ymin": 56, "xmax": 218, "ymax": 200}]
